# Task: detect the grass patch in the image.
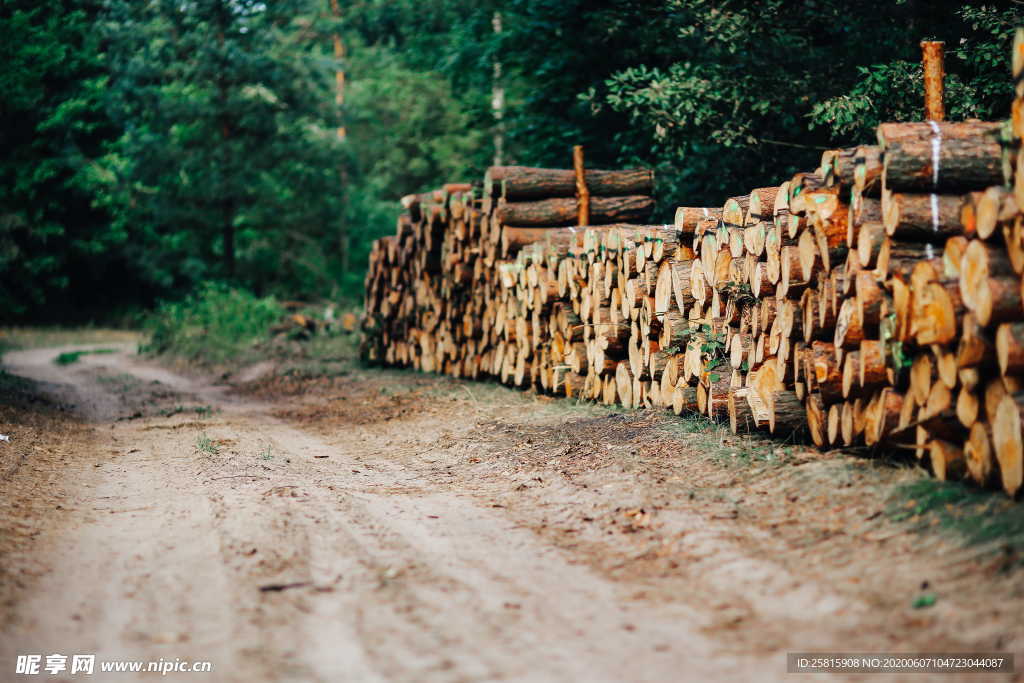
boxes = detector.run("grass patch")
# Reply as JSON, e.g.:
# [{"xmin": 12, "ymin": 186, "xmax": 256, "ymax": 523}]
[
  {"xmin": 53, "ymin": 348, "xmax": 117, "ymax": 366},
  {"xmin": 656, "ymin": 412, "xmax": 782, "ymax": 466},
  {"xmin": 889, "ymin": 478, "xmax": 1024, "ymax": 563},
  {"xmin": 142, "ymin": 282, "xmax": 283, "ymax": 366},
  {"xmin": 141, "ymin": 281, "xmax": 362, "ymax": 377},
  {"xmin": 195, "ymin": 432, "xmax": 221, "ymax": 456}
]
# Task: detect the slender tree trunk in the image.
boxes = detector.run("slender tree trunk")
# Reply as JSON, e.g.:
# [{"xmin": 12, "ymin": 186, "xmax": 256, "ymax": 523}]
[
  {"xmin": 330, "ymin": 0, "xmax": 350, "ymax": 275},
  {"xmin": 492, "ymin": 11, "xmax": 504, "ymax": 166}
]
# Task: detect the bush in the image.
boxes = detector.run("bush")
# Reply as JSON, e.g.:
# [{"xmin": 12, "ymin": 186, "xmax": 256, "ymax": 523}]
[{"xmin": 143, "ymin": 282, "xmax": 282, "ymax": 365}]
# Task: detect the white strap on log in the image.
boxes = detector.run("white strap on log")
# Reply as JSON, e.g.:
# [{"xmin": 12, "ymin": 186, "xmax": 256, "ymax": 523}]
[
  {"xmin": 928, "ymin": 120, "xmax": 942, "ymax": 188},
  {"xmin": 930, "ymin": 193, "xmax": 940, "ymax": 233}
]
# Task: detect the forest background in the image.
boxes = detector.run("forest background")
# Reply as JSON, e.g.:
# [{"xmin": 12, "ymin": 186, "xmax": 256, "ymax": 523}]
[{"xmin": 2, "ymin": 0, "xmax": 1022, "ymax": 322}]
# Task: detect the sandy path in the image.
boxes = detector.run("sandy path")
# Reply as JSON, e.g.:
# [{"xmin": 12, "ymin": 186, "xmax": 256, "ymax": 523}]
[{"xmin": 0, "ymin": 346, "xmax": 770, "ymax": 682}]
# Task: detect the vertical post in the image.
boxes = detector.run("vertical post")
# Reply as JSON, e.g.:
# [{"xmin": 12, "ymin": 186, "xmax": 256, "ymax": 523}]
[
  {"xmin": 573, "ymin": 145, "xmax": 589, "ymax": 226},
  {"xmin": 492, "ymin": 12, "xmax": 505, "ymax": 166},
  {"xmin": 921, "ymin": 40, "xmax": 945, "ymax": 122}
]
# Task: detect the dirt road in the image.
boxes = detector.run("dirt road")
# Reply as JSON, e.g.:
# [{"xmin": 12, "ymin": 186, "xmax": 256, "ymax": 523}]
[{"xmin": 1, "ymin": 343, "xmax": 1023, "ymax": 681}]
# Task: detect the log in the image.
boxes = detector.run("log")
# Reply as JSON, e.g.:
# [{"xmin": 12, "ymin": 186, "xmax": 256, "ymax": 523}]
[
  {"xmin": 965, "ymin": 422, "xmax": 998, "ymax": 488},
  {"xmin": 929, "ymin": 440, "xmax": 966, "ymax": 481},
  {"xmin": 675, "ymin": 207, "xmax": 723, "ymax": 232},
  {"xmin": 864, "ymin": 388, "xmax": 904, "ymax": 446},
  {"xmin": 854, "ymin": 145, "xmax": 883, "ymax": 197},
  {"xmin": 957, "ymin": 313, "xmax": 995, "ymax": 369},
  {"xmin": 960, "ymin": 240, "xmax": 1022, "ymax": 326},
  {"xmin": 877, "ymin": 121, "xmax": 1004, "ymax": 192},
  {"xmin": 993, "ymin": 392, "xmax": 1024, "ymax": 497},
  {"xmin": 729, "ymin": 389, "xmax": 767, "ymax": 433},
  {"xmin": 974, "ymin": 185, "xmax": 1017, "ymax": 241},
  {"xmin": 956, "ymin": 383, "xmax": 980, "ymax": 428},
  {"xmin": 672, "ymin": 380, "xmax": 698, "ymax": 415},
  {"xmin": 841, "ymin": 399, "xmax": 862, "ymax": 445},
  {"xmin": 921, "ymin": 40, "xmax": 946, "ymax": 121},
  {"xmin": 997, "ymin": 322, "xmax": 1024, "ymax": 376},
  {"xmin": 496, "ymin": 197, "xmax": 655, "ymax": 227},
  {"xmin": 768, "ymin": 390, "xmax": 806, "ymax": 438},
  {"xmin": 881, "ymin": 191, "xmax": 964, "ymax": 240},
  {"xmin": 805, "ymin": 392, "xmax": 827, "ymax": 447},
  {"xmin": 485, "ymin": 165, "xmax": 654, "ymax": 199},
  {"xmin": 911, "ymin": 280, "xmax": 963, "ymax": 346},
  {"xmin": 835, "ymin": 298, "xmax": 864, "ymax": 351},
  {"xmin": 811, "ymin": 341, "xmax": 843, "ymax": 405},
  {"xmin": 857, "ymin": 222, "xmax": 886, "ymax": 268}
]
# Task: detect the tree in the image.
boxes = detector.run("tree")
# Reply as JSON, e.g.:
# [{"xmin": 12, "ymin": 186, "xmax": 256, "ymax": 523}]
[
  {"xmin": 95, "ymin": 0, "xmax": 344, "ymax": 296},
  {"xmin": 0, "ymin": 0, "xmax": 116, "ymax": 317}
]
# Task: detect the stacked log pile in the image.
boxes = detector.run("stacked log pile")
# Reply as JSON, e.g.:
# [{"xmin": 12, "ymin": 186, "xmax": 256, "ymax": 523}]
[
  {"xmin": 364, "ymin": 37, "xmax": 1024, "ymax": 497},
  {"xmin": 362, "ymin": 169, "xmax": 657, "ymax": 394}
]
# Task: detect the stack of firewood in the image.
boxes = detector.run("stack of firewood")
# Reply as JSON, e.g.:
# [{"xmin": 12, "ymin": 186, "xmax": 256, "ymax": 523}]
[
  {"xmin": 364, "ymin": 35, "xmax": 1024, "ymax": 497},
  {"xmin": 362, "ymin": 168, "xmax": 657, "ymax": 390}
]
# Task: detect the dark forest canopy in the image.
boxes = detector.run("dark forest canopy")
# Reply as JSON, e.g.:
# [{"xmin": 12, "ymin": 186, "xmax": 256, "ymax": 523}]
[{"xmin": 2, "ymin": 0, "xmax": 1022, "ymax": 320}]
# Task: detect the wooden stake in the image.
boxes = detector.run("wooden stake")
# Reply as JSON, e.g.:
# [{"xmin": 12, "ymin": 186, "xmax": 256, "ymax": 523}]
[
  {"xmin": 921, "ymin": 40, "xmax": 945, "ymax": 122},
  {"xmin": 573, "ymin": 145, "xmax": 590, "ymax": 226}
]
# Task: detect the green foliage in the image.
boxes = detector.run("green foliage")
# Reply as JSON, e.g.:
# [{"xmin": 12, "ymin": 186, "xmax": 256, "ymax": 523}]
[
  {"xmin": 142, "ymin": 282, "xmax": 282, "ymax": 365},
  {"xmin": 698, "ymin": 324, "xmax": 727, "ymax": 377},
  {"xmin": 586, "ymin": 1, "xmax": 1023, "ymax": 207},
  {"xmin": 338, "ymin": 44, "xmax": 490, "ymax": 295},
  {"xmin": 810, "ymin": 62, "xmax": 978, "ymax": 140},
  {"xmin": 94, "ymin": 0, "xmax": 345, "ymax": 298},
  {"xmin": 0, "ymin": 1, "xmax": 118, "ymax": 317},
  {"xmin": 3, "ymin": 0, "xmax": 1024, "ymax": 320}
]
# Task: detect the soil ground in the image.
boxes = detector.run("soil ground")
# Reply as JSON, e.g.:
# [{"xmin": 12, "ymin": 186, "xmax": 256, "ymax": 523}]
[{"xmin": 1, "ymin": 333, "xmax": 1023, "ymax": 681}]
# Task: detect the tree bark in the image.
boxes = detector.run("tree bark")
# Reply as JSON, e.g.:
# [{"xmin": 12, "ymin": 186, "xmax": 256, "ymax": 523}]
[
  {"xmin": 495, "ymin": 196, "xmax": 655, "ymax": 227},
  {"xmin": 877, "ymin": 121, "xmax": 1004, "ymax": 192},
  {"xmin": 486, "ymin": 166, "xmax": 654, "ymax": 200}
]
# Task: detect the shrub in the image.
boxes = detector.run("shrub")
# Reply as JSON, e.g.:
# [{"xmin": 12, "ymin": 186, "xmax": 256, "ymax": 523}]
[{"xmin": 142, "ymin": 282, "xmax": 282, "ymax": 365}]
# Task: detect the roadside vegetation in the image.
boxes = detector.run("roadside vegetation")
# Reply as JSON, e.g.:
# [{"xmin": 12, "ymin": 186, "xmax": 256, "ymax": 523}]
[{"xmin": 141, "ymin": 282, "xmax": 360, "ymax": 377}]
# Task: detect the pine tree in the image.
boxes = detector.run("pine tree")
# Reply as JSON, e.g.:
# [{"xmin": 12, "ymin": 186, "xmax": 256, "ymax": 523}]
[{"xmin": 97, "ymin": 0, "xmax": 344, "ymax": 294}]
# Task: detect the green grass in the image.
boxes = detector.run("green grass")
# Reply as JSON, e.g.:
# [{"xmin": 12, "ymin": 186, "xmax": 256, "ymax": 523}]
[
  {"xmin": 142, "ymin": 282, "xmax": 283, "ymax": 366},
  {"xmin": 889, "ymin": 478, "xmax": 1024, "ymax": 563},
  {"xmin": 656, "ymin": 412, "xmax": 782, "ymax": 466},
  {"xmin": 195, "ymin": 432, "xmax": 221, "ymax": 456},
  {"xmin": 141, "ymin": 281, "xmax": 362, "ymax": 376},
  {"xmin": 53, "ymin": 348, "xmax": 118, "ymax": 366}
]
